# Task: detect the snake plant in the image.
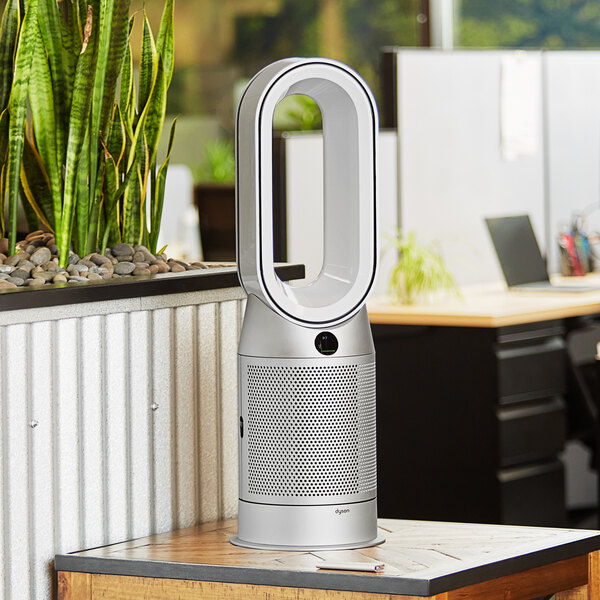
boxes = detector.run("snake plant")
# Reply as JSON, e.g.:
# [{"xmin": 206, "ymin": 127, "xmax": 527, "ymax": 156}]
[{"xmin": 0, "ymin": 0, "xmax": 176, "ymax": 266}]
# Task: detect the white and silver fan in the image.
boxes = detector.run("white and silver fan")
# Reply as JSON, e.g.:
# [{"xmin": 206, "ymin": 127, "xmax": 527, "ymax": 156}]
[{"xmin": 231, "ymin": 57, "xmax": 383, "ymax": 551}]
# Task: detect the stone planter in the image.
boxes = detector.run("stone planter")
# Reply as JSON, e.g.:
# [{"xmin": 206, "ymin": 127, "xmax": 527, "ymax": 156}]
[{"xmin": 0, "ymin": 265, "xmax": 301, "ymax": 600}]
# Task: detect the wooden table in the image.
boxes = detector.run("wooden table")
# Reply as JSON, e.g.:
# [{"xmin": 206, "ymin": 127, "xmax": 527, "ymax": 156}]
[
  {"xmin": 368, "ymin": 276, "xmax": 600, "ymax": 328},
  {"xmin": 56, "ymin": 519, "xmax": 600, "ymax": 599}
]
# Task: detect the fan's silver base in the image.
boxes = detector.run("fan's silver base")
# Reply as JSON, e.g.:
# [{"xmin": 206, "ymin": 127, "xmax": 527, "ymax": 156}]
[
  {"xmin": 230, "ymin": 533, "xmax": 385, "ymax": 552},
  {"xmin": 232, "ymin": 498, "xmax": 381, "ymax": 550}
]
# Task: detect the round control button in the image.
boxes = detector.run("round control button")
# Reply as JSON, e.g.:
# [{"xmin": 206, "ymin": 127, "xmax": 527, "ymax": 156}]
[{"xmin": 315, "ymin": 332, "xmax": 338, "ymax": 355}]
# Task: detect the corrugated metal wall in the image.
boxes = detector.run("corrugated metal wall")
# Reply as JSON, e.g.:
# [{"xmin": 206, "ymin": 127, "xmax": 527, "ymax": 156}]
[{"xmin": 0, "ymin": 288, "xmax": 245, "ymax": 600}]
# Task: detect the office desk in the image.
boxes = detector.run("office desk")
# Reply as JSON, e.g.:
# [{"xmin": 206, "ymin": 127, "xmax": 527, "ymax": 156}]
[
  {"xmin": 368, "ymin": 280, "xmax": 600, "ymax": 527},
  {"xmin": 56, "ymin": 519, "xmax": 600, "ymax": 599}
]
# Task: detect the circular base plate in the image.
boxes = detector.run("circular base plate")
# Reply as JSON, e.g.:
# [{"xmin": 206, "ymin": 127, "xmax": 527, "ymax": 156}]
[{"xmin": 229, "ymin": 533, "xmax": 386, "ymax": 552}]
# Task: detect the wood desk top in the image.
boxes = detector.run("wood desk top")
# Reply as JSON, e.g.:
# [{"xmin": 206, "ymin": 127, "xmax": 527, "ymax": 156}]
[
  {"xmin": 368, "ymin": 276, "xmax": 600, "ymax": 328},
  {"xmin": 55, "ymin": 519, "xmax": 600, "ymax": 597}
]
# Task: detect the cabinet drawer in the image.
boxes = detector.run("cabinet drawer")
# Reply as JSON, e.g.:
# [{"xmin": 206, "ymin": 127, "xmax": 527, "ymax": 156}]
[
  {"xmin": 496, "ymin": 337, "xmax": 566, "ymax": 403},
  {"xmin": 499, "ymin": 461, "xmax": 565, "ymax": 527},
  {"xmin": 497, "ymin": 397, "xmax": 566, "ymax": 468}
]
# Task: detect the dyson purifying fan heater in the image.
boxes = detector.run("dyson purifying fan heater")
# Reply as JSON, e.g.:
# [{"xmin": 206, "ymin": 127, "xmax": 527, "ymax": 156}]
[{"xmin": 232, "ymin": 58, "xmax": 383, "ymax": 551}]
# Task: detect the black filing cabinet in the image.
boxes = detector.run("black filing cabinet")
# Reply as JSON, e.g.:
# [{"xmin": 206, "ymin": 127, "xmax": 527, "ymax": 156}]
[{"xmin": 373, "ymin": 319, "xmax": 567, "ymax": 527}]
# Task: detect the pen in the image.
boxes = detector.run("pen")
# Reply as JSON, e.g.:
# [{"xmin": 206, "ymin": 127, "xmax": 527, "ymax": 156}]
[{"xmin": 317, "ymin": 562, "xmax": 385, "ymax": 573}]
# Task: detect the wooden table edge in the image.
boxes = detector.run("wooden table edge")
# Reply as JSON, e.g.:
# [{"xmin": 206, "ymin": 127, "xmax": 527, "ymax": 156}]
[{"xmin": 54, "ymin": 534, "xmax": 600, "ymax": 597}]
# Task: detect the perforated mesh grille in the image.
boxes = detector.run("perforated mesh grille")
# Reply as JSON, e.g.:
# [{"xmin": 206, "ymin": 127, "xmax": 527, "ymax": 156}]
[{"xmin": 246, "ymin": 362, "xmax": 376, "ymax": 497}]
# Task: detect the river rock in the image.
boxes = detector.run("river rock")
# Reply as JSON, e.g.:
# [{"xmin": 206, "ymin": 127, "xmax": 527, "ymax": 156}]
[
  {"xmin": 30, "ymin": 247, "xmax": 51, "ymax": 266},
  {"xmin": 0, "ymin": 279, "xmax": 16, "ymax": 288},
  {"xmin": 36, "ymin": 271, "xmax": 57, "ymax": 282},
  {"xmin": 90, "ymin": 253, "xmax": 112, "ymax": 267},
  {"xmin": 115, "ymin": 262, "xmax": 135, "ymax": 275},
  {"xmin": 41, "ymin": 260, "xmax": 58, "ymax": 272},
  {"xmin": 152, "ymin": 261, "xmax": 169, "ymax": 273},
  {"xmin": 11, "ymin": 268, "xmax": 30, "ymax": 280},
  {"xmin": 19, "ymin": 260, "xmax": 35, "ymax": 273},
  {"xmin": 111, "ymin": 243, "xmax": 134, "ymax": 257},
  {"xmin": 27, "ymin": 278, "xmax": 45, "ymax": 287},
  {"xmin": 5, "ymin": 254, "xmax": 26, "ymax": 267}
]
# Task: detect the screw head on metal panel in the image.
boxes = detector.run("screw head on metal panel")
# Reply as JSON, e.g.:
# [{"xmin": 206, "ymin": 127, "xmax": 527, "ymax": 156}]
[
  {"xmin": 151, "ymin": 403, "xmax": 159, "ymax": 411},
  {"xmin": 30, "ymin": 420, "xmax": 39, "ymax": 429}
]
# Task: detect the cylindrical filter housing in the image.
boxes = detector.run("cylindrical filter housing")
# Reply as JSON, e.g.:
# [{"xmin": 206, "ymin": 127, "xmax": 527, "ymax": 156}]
[{"xmin": 231, "ymin": 295, "xmax": 383, "ymax": 550}]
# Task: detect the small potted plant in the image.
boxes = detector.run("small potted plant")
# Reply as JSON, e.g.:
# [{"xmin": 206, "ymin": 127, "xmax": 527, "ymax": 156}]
[{"xmin": 388, "ymin": 231, "xmax": 458, "ymax": 304}]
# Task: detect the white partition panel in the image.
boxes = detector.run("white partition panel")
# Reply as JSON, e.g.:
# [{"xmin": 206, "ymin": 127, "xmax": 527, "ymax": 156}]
[
  {"xmin": 395, "ymin": 49, "xmax": 546, "ymax": 285},
  {"xmin": 545, "ymin": 52, "xmax": 600, "ymax": 271}
]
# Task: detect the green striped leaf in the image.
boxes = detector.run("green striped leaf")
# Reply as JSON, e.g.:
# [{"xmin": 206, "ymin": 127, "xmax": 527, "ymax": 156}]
[
  {"xmin": 123, "ymin": 171, "xmax": 141, "ymax": 243},
  {"xmin": 156, "ymin": 0, "xmax": 173, "ymax": 87},
  {"xmin": 75, "ymin": 128, "xmax": 89, "ymax": 255},
  {"xmin": 38, "ymin": 0, "xmax": 67, "ymax": 164},
  {"xmin": 86, "ymin": 156, "xmax": 104, "ymax": 253},
  {"xmin": 101, "ymin": 141, "xmax": 138, "ymax": 250},
  {"xmin": 119, "ymin": 35, "xmax": 134, "ymax": 131},
  {"xmin": 20, "ymin": 180, "xmax": 39, "ymax": 232},
  {"xmin": 138, "ymin": 10, "xmax": 157, "ymax": 116},
  {"xmin": 143, "ymin": 53, "xmax": 166, "ymax": 168},
  {"xmin": 58, "ymin": 0, "xmax": 76, "ymax": 109},
  {"xmin": 106, "ymin": 103, "xmax": 125, "ymax": 167},
  {"xmin": 0, "ymin": 109, "xmax": 7, "ymax": 236},
  {"xmin": 0, "ymin": 0, "xmax": 21, "ymax": 111},
  {"xmin": 29, "ymin": 24, "xmax": 62, "ymax": 232},
  {"xmin": 99, "ymin": 0, "xmax": 129, "ymax": 134},
  {"xmin": 77, "ymin": 0, "xmax": 88, "ymax": 41},
  {"xmin": 88, "ymin": 0, "xmax": 114, "ymax": 224},
  {"xmin": 121, "ymin": 118, "xmax": 146, "ymax": 243},
  {"xmin": 5, "ymin": 0, "xmax": 37, "ymax": 255},
  {"xmin": 20, "ymin": 128, "xmax": 54, "ymax": 231},
  {"xmin": 0, "ymin": 165, "xmax": 5, "ymax": 236},
  {"xmin": 100, "ymin": 146, "xmax": 119, "ymax": 251},
  {"xmin": 0, "ymin": 107, "xmax": 10, "ymax": 165},
  {"xmin": 70, "ymin": 0, "xmax": 83, "ymax": 53},
  {"xmin": 149, "ymin": 116, "xmax": 176, "ymax": 253},
  {"xmin": 58, "ymin": 2, "xmax": 97, "ymax": 266}
]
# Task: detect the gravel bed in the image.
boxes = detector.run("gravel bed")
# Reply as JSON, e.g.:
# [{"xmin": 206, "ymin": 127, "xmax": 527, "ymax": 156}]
[{"xmin": 0, "ymin": 230, "xmax": 223, "ymax": 289}]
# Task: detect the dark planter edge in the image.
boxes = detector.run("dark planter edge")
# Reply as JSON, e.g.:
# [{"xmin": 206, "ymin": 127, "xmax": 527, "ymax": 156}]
[{"xmin": 0, "ymin": 264, "xmax": 305, "ymax": 313}]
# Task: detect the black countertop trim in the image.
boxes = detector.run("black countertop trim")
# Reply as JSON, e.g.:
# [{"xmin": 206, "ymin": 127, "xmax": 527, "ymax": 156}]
[
  {"xmin": 0, "ymin": 264, "xmax": 304, "ymax": 312},
  {"xmin": 55, "ymin": 534, "xmax": 600, "ymax": 596}
]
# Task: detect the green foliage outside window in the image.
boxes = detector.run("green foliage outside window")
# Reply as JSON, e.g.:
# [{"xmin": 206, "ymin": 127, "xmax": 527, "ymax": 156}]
[{"xmin": 457, "ymin": 0, "xmax": 600, "ymax": 48}]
